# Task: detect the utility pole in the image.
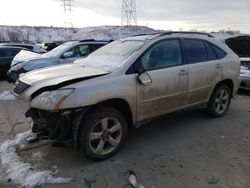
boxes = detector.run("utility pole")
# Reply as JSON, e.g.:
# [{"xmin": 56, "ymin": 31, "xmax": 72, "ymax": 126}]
[{"xmin": 121, "ymin": 0, "xmax": 137, "ymax": 26}]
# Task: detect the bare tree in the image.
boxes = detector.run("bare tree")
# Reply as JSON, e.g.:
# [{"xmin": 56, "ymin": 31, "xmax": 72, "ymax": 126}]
[
  {"xmin": 7, "ymin": 27, "xmax": 22, "ymax": 42},
  {"xmin": 22, "ymin": 29, "xmax": 31, "ymax": 43}
]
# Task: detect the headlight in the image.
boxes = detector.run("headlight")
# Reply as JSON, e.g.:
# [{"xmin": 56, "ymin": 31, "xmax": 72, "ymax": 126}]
[
  {"xmin": 11, "ymin": 62, "xmax": 25, "ymax": 71},
  {"xmin": 30, "ymin": 89, "xmax": 74, "ymax": 110}
]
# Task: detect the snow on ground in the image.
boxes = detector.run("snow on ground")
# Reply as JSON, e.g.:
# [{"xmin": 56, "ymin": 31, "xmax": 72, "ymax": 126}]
[
  {"xmin": 0, "ymin": 25, "xmax": 157, "ymax": 43},
  {"xmin": 0, "ymin": 131, "xmax": 72, "ymax": 188},
  {"xmin": 0, "ymin": 91, "xmax": 16, "ymax": 100}
]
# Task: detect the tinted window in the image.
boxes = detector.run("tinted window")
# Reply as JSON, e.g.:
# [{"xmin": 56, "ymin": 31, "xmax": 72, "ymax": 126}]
[
  {"xmin": 185, "ymin": 39, "xmax": 208, "ymax": 64},
  {"xmin": 205, "ymin": 42, "xmax": 217, "ymax": 61},
  {"xmin": 225, "ymin": 37, "xmax": 250, "ymax": 57},
  {"xmin": 5, "ymin": 49, "xmax": 21, "ymax": 57},
  {"xmin": 93, "ymin": 44, "xmax": 105, "ymax": 50},
  {"xmin": 209, "ymin": 43, "xmax": 227, "ymax": 59},
  {"xmin": 0, "ymin": 49, "xmax": 6, "ymax": 57},
  {"xmin": 141, "ymin": 39, "xmax": 182, "ymax": 70}
]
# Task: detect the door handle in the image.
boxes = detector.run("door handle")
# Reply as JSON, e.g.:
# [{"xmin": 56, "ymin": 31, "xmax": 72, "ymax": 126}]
[
  {"xmin": 179, "ymin": 70, "xmax": 188, "ymax": 76},
  {"xmin": 216, "ymin": 64, "xmax": 222, "ymax": 69}
]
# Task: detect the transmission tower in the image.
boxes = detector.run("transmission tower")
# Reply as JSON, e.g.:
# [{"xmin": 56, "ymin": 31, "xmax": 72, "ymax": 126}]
[
  {"xmin": 61, "ymin": 0, "xmax": 73, "ymax": 12},
  {"xmin": 121, "ymin": 0, "xmax": 137, "ymax": 26},
  {"xmin": 61, "ymin": 0, "xmax": 74, "ymax": 28}
]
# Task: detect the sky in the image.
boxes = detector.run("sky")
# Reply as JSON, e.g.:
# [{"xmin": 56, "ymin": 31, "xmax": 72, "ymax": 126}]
[{"xmin": 0, "ymin": 0, "xmax": 249, "ymax": 33}]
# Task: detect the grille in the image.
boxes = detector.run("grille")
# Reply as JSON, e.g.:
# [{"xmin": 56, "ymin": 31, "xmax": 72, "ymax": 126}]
[
  {"xmin": 13, "ymin": 80, "xmax": 30, "ymax": 95},
  {"xmin": 241, "ymin": 61, "xmax": 250, "ymax": 68}
]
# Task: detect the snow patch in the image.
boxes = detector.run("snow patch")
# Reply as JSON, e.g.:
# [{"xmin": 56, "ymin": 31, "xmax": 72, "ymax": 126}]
[
  {"xmin": 0, "ymin": 91, "xmax": 16, "ymax": 100},
  {"xmin": 0, "ymin": 131, "xmax": 72, "ymax": 188}
]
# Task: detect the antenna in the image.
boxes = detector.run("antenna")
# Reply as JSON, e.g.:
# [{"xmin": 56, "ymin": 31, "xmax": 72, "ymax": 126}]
[{"xmin": 121, "ymin": 0, "xmax": 137, "ymax": 26}]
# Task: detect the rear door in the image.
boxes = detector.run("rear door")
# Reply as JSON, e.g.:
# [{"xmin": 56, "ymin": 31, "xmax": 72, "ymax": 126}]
[
  {"xmin": 182, "ymin": 39, "xmax": 225, "ymax": 105},
  {"xmin": 136, "ymin": 39, "xmax": 189, "ymax": 121}
]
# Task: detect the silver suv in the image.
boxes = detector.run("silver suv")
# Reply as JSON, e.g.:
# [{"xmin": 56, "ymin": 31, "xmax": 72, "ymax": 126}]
[{"xmin": 13, "ymin": 32, "xmax": 241, "ymax": 160}]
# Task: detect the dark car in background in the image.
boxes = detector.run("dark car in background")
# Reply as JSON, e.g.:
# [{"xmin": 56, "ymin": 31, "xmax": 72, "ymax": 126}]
[
  {"xmin": 0, "ymin": 46, "xmax": 27, "ymax": 79},
  {"xmin": 0, "ymin": 43, "xmax": 45, "ymax": 54}
]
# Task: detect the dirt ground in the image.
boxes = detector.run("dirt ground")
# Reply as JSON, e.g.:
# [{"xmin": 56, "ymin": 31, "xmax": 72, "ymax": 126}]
[{"xmin": 0, "ymin": 81, "xmax": 250, "ymax": 188}]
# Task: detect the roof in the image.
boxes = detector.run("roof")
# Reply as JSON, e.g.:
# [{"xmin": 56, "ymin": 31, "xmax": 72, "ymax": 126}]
[{"xmin": 0, "ymin": 45, "xmax": 27, "ymax": 50}]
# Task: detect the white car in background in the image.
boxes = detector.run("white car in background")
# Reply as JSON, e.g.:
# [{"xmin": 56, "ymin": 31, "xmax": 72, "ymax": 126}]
[
  {"xmin": 7, "ymin": 40, "xmax": 110, "ymax": 83},
  {"xmin": 213, "ymin": 33, "xmax": 250, "ymax": 90},
  {"xmin": 224, "ymin": 35, "xmax": 250, "ymax": 90}
]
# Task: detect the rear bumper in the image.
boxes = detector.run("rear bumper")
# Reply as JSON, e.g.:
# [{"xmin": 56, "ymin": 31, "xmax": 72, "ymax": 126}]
[{"xmin": 240, "ymin": 76, "xmax": 250, "ymax": 90}]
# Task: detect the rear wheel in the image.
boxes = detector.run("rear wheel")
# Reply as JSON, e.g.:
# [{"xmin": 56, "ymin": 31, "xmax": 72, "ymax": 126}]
[
  {"xmin": 207, "ymin": 85, "xmax": 231, "ymax": 117},
  {"xmin": 79, "ymin": 107, "xmax": 128, "ymax": 160}
]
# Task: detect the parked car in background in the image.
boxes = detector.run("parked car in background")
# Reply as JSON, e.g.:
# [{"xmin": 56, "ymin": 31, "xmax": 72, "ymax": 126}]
[
  {"xmin": 224, "ymin": 35, "xmax": 250, "ymax": 90},
  {"xmin": 0, "ymin": 46, "xmax": 28, "ymax": 79},
  {"xmin": 13, "ymin": 32, "xmax": 240, "ymax": 160},
  {"xmin": 7, "ymin": 39, "xmax": 110, "ymax": 83},
  {"xmin": 41, "ymin": 42, "xmax": 63, "ymax": 52},
  {"xmin": 0, "ymin": 43, "xmax": 45, "ymax": 54},
  {"xmin": 240, "ymin": 66, "xmax": 250, "ymax": 90}
]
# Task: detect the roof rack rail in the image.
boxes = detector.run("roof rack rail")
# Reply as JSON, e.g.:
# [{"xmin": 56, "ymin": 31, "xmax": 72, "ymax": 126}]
[
  {"xmin": 79, "ymin": 39, "xmax": 113, "ymax": 43},
  {"xmin": 158, "ymin": 31, "xmax": 214, "ymax": 38},
  {"xmin": 131, "ymin": 33, "xmax": 159, "ymax": 37},
  {"xmin": 79, "ymin": 39, "xmax": 96, "ymax": 42}
]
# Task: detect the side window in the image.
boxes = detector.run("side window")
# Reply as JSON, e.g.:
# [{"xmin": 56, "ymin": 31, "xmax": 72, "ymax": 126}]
[
  {"xmin": 209, "ymin": 43, "xmax": 227, "ymax": 59},
  {"xmin": 78, "ymin": 45, "xmax": 90, "ymax": 57},
  {"xmin": 205, "ymin": 42, "xmax": 217, "ymax": 61},
  {"xmin": 141, "ymin": 39, "xmax": 182, "ymax": 70},
  {"xmin": 6, "ymin": 49, "xmax": 20, "ymax": 57},
  {"xmin": 93, "ymin": 44, "xmax": 105, "ymax": 51},
  {"xmin": 0, "ymin": 49, "xmax": 6, "ymax": 57},
  {"xmin": 65, "ymin": 46, "xmax": 81, "ymax": 58},
  {"xmin": 184, "ymin": 39, "xmax": 207, "ymax": 64}
]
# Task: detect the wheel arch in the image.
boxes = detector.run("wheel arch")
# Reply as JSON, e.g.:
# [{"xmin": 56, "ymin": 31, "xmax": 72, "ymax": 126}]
[
  {"xmin": 212, "ymin": 79, "xmax": 234, "ymax": 98},
  {"xmin": 73, "ymin": 98, "xmax": 134, "ymax": 147}
]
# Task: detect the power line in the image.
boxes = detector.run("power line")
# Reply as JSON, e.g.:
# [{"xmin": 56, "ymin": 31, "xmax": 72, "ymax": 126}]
[{"xmin": 121, "ymin": 0, "xmax": 137, "ymax": 26}]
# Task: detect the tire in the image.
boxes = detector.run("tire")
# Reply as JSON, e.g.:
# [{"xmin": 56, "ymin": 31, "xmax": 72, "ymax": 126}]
[
  {"xmin": 79, "ymin": 107, "xmax": 128, "ymax": 161},
  {"xmin": 207, "ymin": 85, "xmax": 231, "ymax": 117}
]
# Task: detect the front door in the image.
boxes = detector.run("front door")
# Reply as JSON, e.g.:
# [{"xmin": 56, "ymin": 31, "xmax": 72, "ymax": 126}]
[
  {"xmin": 60, "ymin": 44, "xmax": 90, "ymax": 64},
  {"xmin": 136, "ymin": 39, "xmax": 188, "ymax": 121}
]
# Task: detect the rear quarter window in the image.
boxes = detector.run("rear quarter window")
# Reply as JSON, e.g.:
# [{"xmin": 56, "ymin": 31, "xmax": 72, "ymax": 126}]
[{"xmin": 209, "ymin": 43, "xmax": 227, "ymax": 59}]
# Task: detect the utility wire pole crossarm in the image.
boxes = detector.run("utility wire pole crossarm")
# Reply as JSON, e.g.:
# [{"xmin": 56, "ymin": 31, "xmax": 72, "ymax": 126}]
[{"xmin": 121, "ymin": 0, "xmax": 137, "ymax": 26}]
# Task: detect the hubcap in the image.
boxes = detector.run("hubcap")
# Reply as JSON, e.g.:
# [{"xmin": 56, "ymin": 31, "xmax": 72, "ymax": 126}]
[
  {"xmin": 89, "ymin": 117, "xmax": 122, "ymax": 155},
  {"xmin": 214, "ymin": 89, "xmax": 229, "ymax": 114}
]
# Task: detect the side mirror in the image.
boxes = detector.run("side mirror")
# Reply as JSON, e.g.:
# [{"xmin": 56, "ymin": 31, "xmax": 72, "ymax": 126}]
[
  {"xmin": 138, "ymin": 71, "xmax": 152, "ymax": 86},
  {"xmin": 62, "ymin": 51, "xmax": 73, "ymax": 58}
]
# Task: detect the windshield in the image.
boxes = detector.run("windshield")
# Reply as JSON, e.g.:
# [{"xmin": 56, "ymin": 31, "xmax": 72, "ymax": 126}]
[
  {"xmin": 44, "ymin": 42, "xmax": 74, "ymax": 57},
  {"xmin": 75, "ymin": 40, "xmax": 146, "ymax": 72}
]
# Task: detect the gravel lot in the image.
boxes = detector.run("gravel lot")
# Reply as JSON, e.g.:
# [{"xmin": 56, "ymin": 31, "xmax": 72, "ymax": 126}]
[{"xmin": 0, "ymin": 81, "xmax": 250, "ymax": 188}]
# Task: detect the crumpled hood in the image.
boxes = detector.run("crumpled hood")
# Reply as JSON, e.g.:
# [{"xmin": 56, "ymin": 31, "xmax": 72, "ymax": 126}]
[
  {"xmin": 17, "ymin": 63, "xmax": 109, "ymax": 97},
  {"xmin": 20, "ymin": 63, "xmax": 109, "ymax": 85},
  {"xmin": 11, "ymin": 50, "xmax": 43, "ymax": 66}
]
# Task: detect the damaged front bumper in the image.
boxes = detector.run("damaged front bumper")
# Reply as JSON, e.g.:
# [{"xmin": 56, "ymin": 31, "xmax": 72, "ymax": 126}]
[{"xmin": 25, "ymin": 107, "xmax": 89, "ymax": 146}]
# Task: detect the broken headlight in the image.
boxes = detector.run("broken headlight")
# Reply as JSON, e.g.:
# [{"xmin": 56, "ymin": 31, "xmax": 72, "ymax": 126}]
[{"xmin": 30, "ymin": 89, "xmax": 74, "ymax": 110}]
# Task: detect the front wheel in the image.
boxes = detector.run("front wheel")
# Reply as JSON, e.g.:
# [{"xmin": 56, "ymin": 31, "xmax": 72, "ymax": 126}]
[
  {"xmin": 79, "ymin": 107, "xmax": 128, "ymax": 160},
  {"xmin": 207, "ymin": 85, "xmax": 231, "ymax": 117}
]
